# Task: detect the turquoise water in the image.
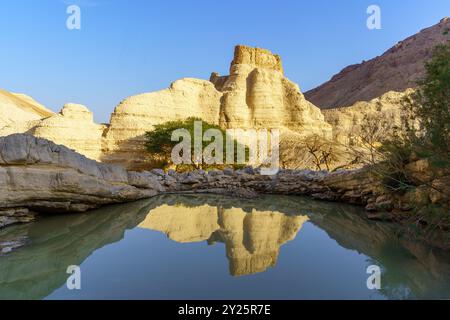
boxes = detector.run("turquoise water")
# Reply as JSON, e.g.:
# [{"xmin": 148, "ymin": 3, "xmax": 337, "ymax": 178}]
[{"xmin": 0, "ymin": 194, "xmax": 449, "ymax": 300}]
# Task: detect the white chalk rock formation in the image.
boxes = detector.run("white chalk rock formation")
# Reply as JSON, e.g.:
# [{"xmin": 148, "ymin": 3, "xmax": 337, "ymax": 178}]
[
  {"xmin": 30, "ymin": 103, "xmax": 106, "ymax": 160},
  {"xmin": 102, "ymin": 78, "xmax": 222, "ymax": 169},
  {"xmin": 102, "ymin": 45, "xmax": 332, "ymax": 169},
  {"xmin": 0, "ymin": 89, "xmax": 54, "ymax": 129},
  {"xmin": 211, "ymin": 45, "xmax": 331, "ymax": 136},
  {"xmin": 0, "ymin": 134, "xmax": 162, "ymax": 226}
]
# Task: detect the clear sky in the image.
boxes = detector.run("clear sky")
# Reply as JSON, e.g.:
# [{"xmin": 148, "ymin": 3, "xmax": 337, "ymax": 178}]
[{"xmin": 1, "ymin": 0, "xmax": 449, "ymax": 123}]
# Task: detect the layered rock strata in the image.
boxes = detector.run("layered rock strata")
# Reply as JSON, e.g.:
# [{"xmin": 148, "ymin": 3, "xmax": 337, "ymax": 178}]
[
  {"xmin": 0, "ymin": 89, "xmax": 54, "ymax": 129},
  {"xmin": 102, "ymin": 45, "xmax": 331, "ymax": 169}
]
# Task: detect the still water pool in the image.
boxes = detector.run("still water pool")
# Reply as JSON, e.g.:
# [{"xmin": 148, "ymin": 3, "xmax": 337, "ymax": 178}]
[{"xmin": 0, "ymin": 194, "xmax": 449, "ymax": 300}]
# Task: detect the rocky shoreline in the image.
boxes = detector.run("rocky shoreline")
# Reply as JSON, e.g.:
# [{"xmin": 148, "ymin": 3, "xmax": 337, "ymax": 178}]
[
  {"xmin": 1, "ymin": 134, "xmax": 438, "ymax": 230},
  {"xmin": 2, "ymin": 134, "xmax": 449, "ymax": 249}
]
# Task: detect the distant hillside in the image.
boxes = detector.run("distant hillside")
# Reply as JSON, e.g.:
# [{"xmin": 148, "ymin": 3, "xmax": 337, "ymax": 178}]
[
  {"xmin": 305, "ymin": 17, "xmax": 450, "ymax": 109},
  {"xmin": 0, "ymin": 89, "xmax": 54, "ymax": 128}
]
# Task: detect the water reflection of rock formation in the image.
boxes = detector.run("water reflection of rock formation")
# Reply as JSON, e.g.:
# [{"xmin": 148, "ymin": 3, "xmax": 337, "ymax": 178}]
[
  {"xmin": 139, "ymin": 205, "xmax": 308, "ymax": 276},
  {"xmin": 0, "ymin": 194, "xmax": 449, "ymax": 299}
]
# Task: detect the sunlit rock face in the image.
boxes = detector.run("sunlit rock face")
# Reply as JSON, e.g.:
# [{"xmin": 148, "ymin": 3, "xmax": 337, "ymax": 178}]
[
  {"xmin": 103, "ymin": 45, "xmax": 331, "ymax": 169},
  {"xmin": 0, "ymin": 134, "xmax": 160, "ymax": 223},
  {"xmin": 31, "ymin": 104, "xmax": 107, "ymax": 160},
  {"xmin": 0, "ymin": 103, "xmax": 106, "ymax": 160},
  {"xmin": 212, "ymin": 45, "xmax": 331, "ymax": 136},
  {"xmin": 0, "ymin": 89, "xmax": 54, "ymax": 129},
  {"xmin": 139, "ymin": 203, "xmax": 308, "ymax": 276},
  {"xmin": 102, "ymin": 78, "xmax": 222, "ymax": 169}
]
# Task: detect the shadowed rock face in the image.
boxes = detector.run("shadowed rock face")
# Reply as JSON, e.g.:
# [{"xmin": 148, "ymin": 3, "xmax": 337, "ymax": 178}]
[
  {"xmin": 1, "ymin": 194, "xmax": 448, "ymax": 300},
  {"xmin": 305, "ymin": 18, "xmax": 450, "ymax": 109}
]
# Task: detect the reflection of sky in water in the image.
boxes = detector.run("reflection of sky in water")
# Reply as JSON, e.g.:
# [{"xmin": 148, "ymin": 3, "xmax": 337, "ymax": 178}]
[{"xmin": 0, "ymin": 195, "xmax": 449, "ymax": 300}]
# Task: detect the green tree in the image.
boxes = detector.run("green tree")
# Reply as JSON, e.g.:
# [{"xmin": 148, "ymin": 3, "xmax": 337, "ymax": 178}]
[
  {"xmin": 376, "ymin": 41, "xmax": 450, "ymax": 233},
  {"xmin": 405, "ymin": 41, "xmax": 450, "ymax": 155},
  {"xmin": 378, "ymin": 41, "xmax": 450, "ymax": 185},
  {"xmin": 145, "ymin": 117, "xmax": 248, "ymax": 171}
]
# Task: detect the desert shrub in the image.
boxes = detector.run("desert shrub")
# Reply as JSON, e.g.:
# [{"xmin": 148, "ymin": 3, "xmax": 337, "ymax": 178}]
[{"xmin": 375, "ymin": 41, "xmax": 450, "ymax": 231}]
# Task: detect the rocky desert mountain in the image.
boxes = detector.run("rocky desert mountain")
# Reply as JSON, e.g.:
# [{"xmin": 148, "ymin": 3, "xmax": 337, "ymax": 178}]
[
  {"xmin": 305, "ymin": 17, "xmax": 450, "ymax": 109},
  {"xmin": 0, "ymin": 89, "xmax": 54, "ymax": 128}
]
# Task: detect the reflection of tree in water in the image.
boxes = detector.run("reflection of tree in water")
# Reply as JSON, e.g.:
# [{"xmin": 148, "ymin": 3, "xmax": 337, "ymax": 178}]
[{"xmin": 0, "ymin": 194, "xmax": 449, "ymax": 299}]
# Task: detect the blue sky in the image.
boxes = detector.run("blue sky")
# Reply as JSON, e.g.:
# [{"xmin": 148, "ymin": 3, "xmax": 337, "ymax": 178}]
[{"xmin": 1, "ymin": 0, "xmax": 449, "ymax": 123}]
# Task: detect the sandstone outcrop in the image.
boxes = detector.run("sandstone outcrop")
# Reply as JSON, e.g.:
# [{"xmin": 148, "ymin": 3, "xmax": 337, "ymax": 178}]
[
  {"xmin": 0, "ymin": 89, "xmax": 54, "ymax": 129},
  {"xmin": 102, "ymin": 45, "xmax": 331, "ymax": 169},
  {"xmin": 102, "ymin": 78, "xmax": 222, "ymax": 168},
  {"xmin": 305, "ymin": 18, "xmax": 450, "ymax": 109},
  {"xmin": 0, "ymin": 103, "xmax": 106, "ymax": 160},
  {"xmin": 29, "ymin": 103, "xmax": 106, "ymax": 160},
  {"xmin": 210, "ymin": 45, "xmax": 329, "ymax": 134}
]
